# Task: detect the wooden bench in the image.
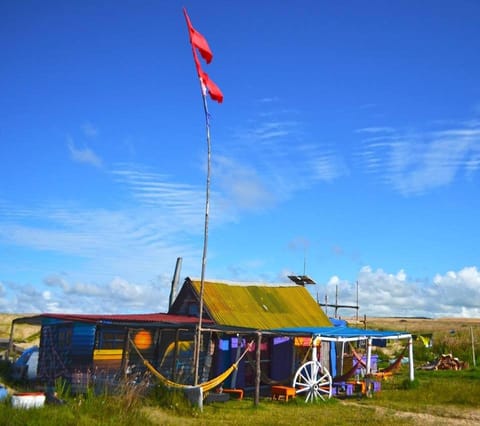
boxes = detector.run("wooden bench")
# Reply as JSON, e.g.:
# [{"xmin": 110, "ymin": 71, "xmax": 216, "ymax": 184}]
[
  {"xmin": 371, "ymin": 371, "xmax": 393, "ymax": 380},
  {"xmin": 271, "ymin": 385, "xmax": 296, "ymax": 402},
  {"xmin": 333, "ymin": 381, "xmax": 354, "ymax": 396},
  {"xmin": 347, "ymin": 380, "xmax": 366, "ymax": 395},
  {"xmin": 221, "ymin": 388, "xmax": 244, "ymax": 400}
]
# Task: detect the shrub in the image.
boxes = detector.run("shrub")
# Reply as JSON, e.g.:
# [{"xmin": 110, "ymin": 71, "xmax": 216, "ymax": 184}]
[
  {"xmin": 400, "ymin": 377, "xmax": 419, "ymax": 390},
  {"xmin": 148, "ymin": 384, "xmax": 197, "ymax": 416}
]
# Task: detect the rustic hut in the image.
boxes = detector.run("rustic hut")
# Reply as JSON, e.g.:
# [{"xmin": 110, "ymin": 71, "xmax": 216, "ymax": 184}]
[
  {"xmin": 9, "ymin": 312, "xmax": 209, "ymax": 392},
  {"xmin": 168, "ymin": 278, "xmax": 333, "ymax": 389},
  {"xmin": 9, "ymin": 277, "xmax": 414, "ymax": 397}
]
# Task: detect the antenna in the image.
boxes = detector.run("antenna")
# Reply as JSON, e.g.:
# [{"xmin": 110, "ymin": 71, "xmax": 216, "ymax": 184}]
[
  {"xmin": 303, "ymin": 246, "xmax": 307, "ymax": 276},
  {"xmin": 318, "ymin": 281, "xmax": 360, "ymax": 319}
]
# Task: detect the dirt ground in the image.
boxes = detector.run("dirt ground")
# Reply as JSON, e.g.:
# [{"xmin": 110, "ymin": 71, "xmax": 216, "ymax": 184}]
[{"xmin": 347, "ymin": 401, "xmax": 480, "ymax": 426}]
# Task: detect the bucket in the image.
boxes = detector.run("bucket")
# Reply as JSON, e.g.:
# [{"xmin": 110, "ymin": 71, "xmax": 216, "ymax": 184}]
[{"xmin": 11, "ymin": 392, "xmax": 46, "ymax": 409}]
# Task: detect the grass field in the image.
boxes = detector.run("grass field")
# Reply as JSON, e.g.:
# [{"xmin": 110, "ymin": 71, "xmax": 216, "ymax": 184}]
[{"xmin": 1, "ymin": 314, "xmax": 479, "ymax": 425}]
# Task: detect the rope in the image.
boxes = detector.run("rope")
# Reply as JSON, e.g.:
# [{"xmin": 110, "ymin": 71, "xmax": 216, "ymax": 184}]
[{"xmin": 129, "ymin": 338, "xmax": 253, "ymax": 393}]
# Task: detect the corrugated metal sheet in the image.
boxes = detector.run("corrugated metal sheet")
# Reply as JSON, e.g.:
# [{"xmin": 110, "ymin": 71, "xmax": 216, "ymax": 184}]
[
  {"xmin": 40, "ymin": 312, "xmax": 205, "ymax": 324},
  {"xmin": 70, "ymin": 323, "xmax": 95, "ymax": 367},
  {"xmin": 189, "ymin": 279, "xmax": 332, "ymax": 329}
]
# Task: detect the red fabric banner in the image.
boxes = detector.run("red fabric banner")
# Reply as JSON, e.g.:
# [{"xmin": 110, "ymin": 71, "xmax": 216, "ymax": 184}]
[{"xmin": 183, "ymin": 8, "xmax": 223, "ymax": 103}]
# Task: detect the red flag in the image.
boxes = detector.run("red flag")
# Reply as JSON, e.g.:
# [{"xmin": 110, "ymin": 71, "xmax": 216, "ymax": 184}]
[
  {"xmin": 183, "ymin": 8, "xmax": 213, "ymax": 64},
  {"xmin": 200, "ymin": 71, "xmax": 223, "ymax": 103},
  {"xmin": 183, "ymin": 8, "xmax": 223, "ymax": 103},
  {"xmin": 191, "ymin": 46, "xmax": 224, "ymax": 103}
]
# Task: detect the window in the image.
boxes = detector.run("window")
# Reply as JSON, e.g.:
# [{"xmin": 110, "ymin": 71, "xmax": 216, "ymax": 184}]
[{"xmin": 96, "ymin": 328, "xmax": 125, "ymax": 349}]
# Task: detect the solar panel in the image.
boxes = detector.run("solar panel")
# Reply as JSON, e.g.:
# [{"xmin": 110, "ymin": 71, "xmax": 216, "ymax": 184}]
[{"xmin": 288, "ymin": 275, "xmax": 316, "ymax": 285}]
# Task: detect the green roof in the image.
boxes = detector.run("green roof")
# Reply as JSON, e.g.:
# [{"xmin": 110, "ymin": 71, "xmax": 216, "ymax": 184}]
[{"xmin": 188, "ymin": 279, "xmax": 332, "ymax": 329}]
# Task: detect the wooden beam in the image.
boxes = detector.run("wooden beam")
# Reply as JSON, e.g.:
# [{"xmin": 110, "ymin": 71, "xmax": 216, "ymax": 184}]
[{"xmin": 254, "ymin": 332, "xmax": 261, "ymax": 406}]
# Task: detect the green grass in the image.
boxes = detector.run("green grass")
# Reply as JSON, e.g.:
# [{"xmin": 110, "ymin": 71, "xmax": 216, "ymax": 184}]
[
  {"xmin": 2, "ymin": 314, "xmax": 479, "ymax": 425},
  {"xmin": 0, "ymin": 393, "xmax": 151, "ymax": 426},
  {"xmin": 143, "ymin": 395, "xmax": 416, "ymax": 426},
  {"xmin": 1, "ymin": 369, "xmax": 479, "ymax": 425}
]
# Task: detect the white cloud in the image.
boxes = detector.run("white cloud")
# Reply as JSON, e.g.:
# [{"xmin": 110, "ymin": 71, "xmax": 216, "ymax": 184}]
[
  {"xmin": 213, "ymin": 155, "xmax": 275, "ymax": 214},
  {"xmin": 0, "ymin": 165, "xmax": 209, "ymax": 289},
  {"xmin": 3, "ymin": 264, "xmax": 480, "ymax": 317},
  {"xmin": 67, "ymin": 136, "xmax": 103, "ymax": 168},
  {"xmin": 325, "ymin": 266, "xmax": 480, "ymax": 318},
  {"xmin": 258, "ymin": 97, "xmax": 280, "ymax": 104},
  {"xmin": 1, "ymin": 274, "xmax": 173, "ymax": 314},
  {"xmin": 219, "ymin": 107, "xmax": 347, "ymax": 208},
  {"xmin": 355, "ymin": 127, "xmax": 395, "ymax": 134},
  {"xmin": 355, "ymin": 119, "xmax": 480, "ymax": 195},
  {"xmin": 299, "ymin": 145, "xmax": 349, "ymax": 182},
  {"xmin": 0, "ymin": 204, "xmax": 202, "ymax": 284},
  {"xmin": 82, "ymin": 122, "xmax": 98, "ymax": 138}
]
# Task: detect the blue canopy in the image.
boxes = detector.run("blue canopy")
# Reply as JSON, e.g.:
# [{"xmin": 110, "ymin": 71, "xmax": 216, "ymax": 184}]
[
  {"xmin": 329, "ymin": 317, "xmax": 347, "ymax": 327},
  {"xmin": 275, "ymin": 326, "xmax": 411, "ymax": 341}
]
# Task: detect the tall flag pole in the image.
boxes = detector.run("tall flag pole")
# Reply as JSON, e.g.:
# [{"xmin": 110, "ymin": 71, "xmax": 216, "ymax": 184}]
[{"xmin": 183, "ymin": 8, "xmax": 223, "ymax": 386}]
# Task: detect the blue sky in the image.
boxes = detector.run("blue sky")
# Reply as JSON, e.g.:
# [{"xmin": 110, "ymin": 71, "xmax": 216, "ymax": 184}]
[{"xmin": 1, "ymin": 1, "xmax": 479, "ymax": 317}]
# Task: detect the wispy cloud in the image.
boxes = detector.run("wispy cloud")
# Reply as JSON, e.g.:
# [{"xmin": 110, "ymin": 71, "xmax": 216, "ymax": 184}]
[
  {"xmin": 213, "ymin": 155, "xmax": 275, "ymax": 214},
  {"xmin": 355, "ymin": 119, "xmax": 480, "ymax": 195},
  {"xmin": 218, "ymin": 106, "xmax": 347, "ymax": 207},
  {"xmin": 355, "ymin": 127, "xmax": 395, "ymax": 134},
  {"xmin": 300, "ymin": 145, "xmax": 349, "ymax": 182},
  {"xmin": 67, "ymin": 136, "xmax": 103, "ymax": 168},
  {"xmin": 82, "ymin": 122, "xmax": 98, "ymax": 138},
  {"xmin": 0, "ymin": 162, "xmax": 218, "ymax": 293},
  {"xmin": 258, "ymin": 97, "xmax": 280, "ymax": 104},
  {"xmin": 111, "ymin": 165, "xmax": 208, "ymax": 230}
]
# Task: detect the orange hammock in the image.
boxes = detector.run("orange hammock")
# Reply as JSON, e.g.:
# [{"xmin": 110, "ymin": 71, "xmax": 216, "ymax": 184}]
[
  {"xmin": 371, "ymin": 346, "xmax": 407, "ymax": 379},
  {"xmin": 347, "ymin": 342, "xmax": 407, "ymax": 378},
  {"xmin": 333, "ymin": 360, "xmax": 364, "ymax": 383},
  {"xmin": 129, "ymin": 337, "xmax": 253, "ymax": 393},
  {"xmin": 348, "ymin": 342, "xmax": 368, "ymax": 367}
]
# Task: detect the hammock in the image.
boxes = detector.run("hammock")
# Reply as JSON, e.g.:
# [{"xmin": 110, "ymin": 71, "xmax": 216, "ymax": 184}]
[
  {"xmin": 371, "ymin": 346, "xmax": 407, "ymax": 378},
  {"xmin": 333, "ymin": 360, "xmax": 363, "ymax": 383},
  {"xmin": 348, "ymin": 342, "xmax": 368, "ymax": 368},
  {"xmin": 129, "ymin": 338, "xmax": 253, "ymax": 393},
  {"xmin": 381, "ymin": 347, "xmax": 407, "ymax": 373}
]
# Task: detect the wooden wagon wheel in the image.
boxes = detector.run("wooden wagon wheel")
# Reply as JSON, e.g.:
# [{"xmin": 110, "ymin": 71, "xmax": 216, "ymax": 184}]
[{"xmin": 292, "ymin": 360, "xmax": 332, "ymax": 402}]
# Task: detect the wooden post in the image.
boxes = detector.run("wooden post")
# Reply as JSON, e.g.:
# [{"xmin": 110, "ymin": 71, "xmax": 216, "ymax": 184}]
[
  {"xmin": 254, "ymin": 332, "xmax": 261, "ymax": 406},
  {"xmin": 6, "ymin": 321, "xmax": 15, "ymax": 361},
  {"xmin": 172, "ymin": 329, "xmax": 180, "ymax": 381},
  {"xmin": 408, "ymin": 336, "xmax": 415, "ymax": 381},
  {"xmin": 230, "ymin": 334, "xmax": 242, "ymax": 388},
  {"xmin": 366, "ymin": 338, "xmax": 372, "ymax": 375},
  {"xmin": 471, "ymin": 327, "xmax": 477, "ymax": 368},
  {"xmin": 340, "ymin": 341, "xmax": 345, "ymax": 375},
  {"xmin": 121, "ymin": 329, "xmax": 131, "ymax": 379}
]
